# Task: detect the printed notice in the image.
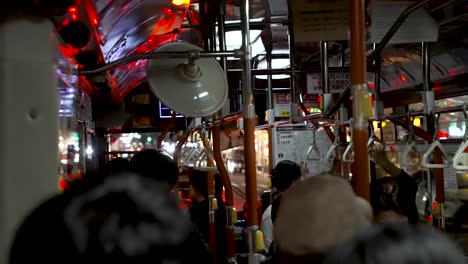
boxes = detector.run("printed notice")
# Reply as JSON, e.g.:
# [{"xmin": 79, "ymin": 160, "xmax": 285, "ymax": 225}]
[
  {"xmin": 291, "ymin": 0, "xmax": 349, "ymax": 42},
  {"xmin": 272, "ymin": 125, "xmax": 333, "ymax": 176},
  {"xmin": 370, "ymin": 0, "xmax": 439, "ymax": 44},
  {"xmin": 444, "ymin": 167, "xmax": 459, "ymax": 193}
]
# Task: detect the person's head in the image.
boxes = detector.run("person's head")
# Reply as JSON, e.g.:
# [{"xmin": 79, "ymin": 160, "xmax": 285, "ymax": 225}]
[
  {"xmin": 372, "ymin": 177, "xmax": 408, "ymax": 223},
  {"xmin": 270, "ymin": 160, "xmax": 302, "ymax": 193},
  {"xmin": 63, "ymin": 172, "xmax": 191, "ymax": 263},
  {"xmin": 130, "ymin": 149, "xmax": 179, "ymax": 189},
  {"xmin": 324, "ymin": 223, "xmax": 466, "ymax": 264},
  {"xmin": 10, "ymin": 172, "xmax": 191, "ymax": 264},
  {"xmin": 105, "ymin": 157, "xmax": 130, "ymax": 175},
  {"xmin": 188, "ymin": 169, "xmax": 209, "ymax": 202},
  {"xmin": 273, "ymin": 174, "xmax": 372, "ymax": 264}
]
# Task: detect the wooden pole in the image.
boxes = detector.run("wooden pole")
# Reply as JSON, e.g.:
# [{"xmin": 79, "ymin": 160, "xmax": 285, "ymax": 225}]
[{"xmin": 349, "ymin": 0, "xmax": 370, "ymax": 200}]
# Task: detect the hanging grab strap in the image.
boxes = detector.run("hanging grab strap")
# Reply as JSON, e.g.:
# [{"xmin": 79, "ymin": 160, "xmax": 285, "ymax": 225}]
[
  {"xmin": 421, "ymin": 113, "xmax": 451, "ymax": 169},
  {"xmin": 367, "ymin": 121, "xmax": 384, "ymax": 148},
  {"xmin": 306, "ymin": 126, "xmax": 321, "ymax": 160},
  {"xmin": 194, "ymin": 128, "xmax": 218, "ymax": 172},
  {"xmin": 326, "ymin": 126, "xmax": 340, "ymax": 162},
  {"xmin": 401, "ymin": 112, "xmax": 420, "ymax": 168},
  {"xmin": 453, "ymin": 104, "xmax": 468, "ymax": 170}
]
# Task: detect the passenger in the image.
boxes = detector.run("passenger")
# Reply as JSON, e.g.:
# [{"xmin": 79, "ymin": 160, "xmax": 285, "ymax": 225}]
[
  {"xmin": 188, "ymin": 169, "xmax": 228, "ymax": 264},
  {"xmin": 323, "ymin": 223, "xmax": 466, "ymax": 264},
  {"xmin": 129, "ymin": 149, "xmax": 179, "ymax": 189},
  {"xmin": 273, "ymin": 174, "xmax": 372, "ymax": 264},
  {"xmin": 63, "ymin": 172, "xmax": 191, "ymax": 263},
  {"xmin": 104, "ymin": 157, "xmax": 131, "ymax": 175},
  {"xmin": 129, "ymin": 149, "xmax": 212, "ymax": 262},
  {"xmin": 261, "ymin": 160, "xmax": 302, "ymax": 254},
  {"xmin": 369, "ymin": 146, "xmax": 419, "ymax": 224}
]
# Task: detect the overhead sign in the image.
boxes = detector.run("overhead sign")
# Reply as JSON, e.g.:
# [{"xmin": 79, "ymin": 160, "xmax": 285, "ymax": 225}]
[
  {"xmin": 370, "ymin": 0, "xmax": 439, "ymax": 44},
  {"xmin": 272, "ymin": 125, "xmax": 332, "ymax": 176},
  {"xmin": 290, "ymin": 0, "xmax": 349, "ymax": 42},
  {"xmin": 307, "ymin": 72, "xmax": 350, "ymax": 94},
  {"xmin": 273, "ymin": 94, "xmax": 320, "ymax": 117}
]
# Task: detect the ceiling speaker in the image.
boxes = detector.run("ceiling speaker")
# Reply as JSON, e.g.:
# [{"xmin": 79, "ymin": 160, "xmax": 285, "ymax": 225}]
[{"xmin": 147, "ymin": 42, "xmax": 228, "ymax": 117}]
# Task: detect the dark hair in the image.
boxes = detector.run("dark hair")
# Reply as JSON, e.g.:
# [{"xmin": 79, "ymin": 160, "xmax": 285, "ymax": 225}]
[
  {"xmin": 372, "ymin": 174, "xmax": 420, "ymax": 224},
  {"xmin": 105, "ymin": 157, "xmax": 130, "ymax": 175},
  {"xmin": 63, "ymin": 173, "xmax": 191, "ymax": 263},
  {"xmin": 372, "ymin": 177, "xmax": 403, "ymax": 215},
  {"xmin": 270, "ymin": 160, "xmax": 301, "ymax": 192},
  {"xmin": 324, "ymin": 223, "xmax": 466, "ymax": 264},
  {"xmin": 188, "ymin": 170, "xmax": 209, "ymax": 198},
  {"xmin": 130, "ymin": 149, "xmax": 179, "ymax": 188}
]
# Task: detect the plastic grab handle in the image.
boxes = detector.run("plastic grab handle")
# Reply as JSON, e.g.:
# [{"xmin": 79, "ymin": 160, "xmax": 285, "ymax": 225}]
[
  {"xmin": 421, "ymin": 140, "xmax": 450, "ymax": 169},
  {"xmin": 400, "ymin": 142, "xmax": 420, "ymax": 168},
  {"xmin": 306, "ymin": 144, "xmax": 321, "ymax": 160},
  {"xmin": 195, "ymin": 149, "xmax": 218, "ymax": 172},
  {"xmin": 342, "ymin": 142, "xmax": 354, "ymax": 163},
  {"xmin": 367, "ymin": 135, "xmax": 384, "ymax": 148},
  {"xmin": 453, "ymin": 140, "xmax": 468, "ymax": 171},
  {"xmin": 326, "ymin": 143, "xmax": 339, "ymax": 162}
]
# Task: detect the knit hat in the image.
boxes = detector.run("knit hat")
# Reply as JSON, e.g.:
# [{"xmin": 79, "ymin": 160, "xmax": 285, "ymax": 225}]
[{"xmin": 274, "ymin": 174, "xmax": 372, "ymax": 260}]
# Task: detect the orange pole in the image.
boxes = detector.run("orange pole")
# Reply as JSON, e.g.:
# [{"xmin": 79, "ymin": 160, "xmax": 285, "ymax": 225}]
[
  {"xmin": 243, "ymin": 117, "xmax": 258, "ymax": 226},
  {"xmin": 212, "ymin": 120, "xmax": 236, "ymax": 259},
  {"xmin": 202, "ymin": 135, "xmax": 217, "ymax": 264},
  {"xmin": 350, "ymin": 0, "xmax": 370, "ymax": 201}
]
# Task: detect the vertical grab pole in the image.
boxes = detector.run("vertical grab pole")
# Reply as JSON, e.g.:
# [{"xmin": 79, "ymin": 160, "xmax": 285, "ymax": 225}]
[
  {"xmin": 201, "ymin": 129, "xmax": 218, "ymax": 263},
  {"xmin": 350, "ymin": 0, "xmax": 370, "ymax": 201},
  {"xmin": 287, "ymin": 1, "xmax": 299, "ymax": 119},
  {"xmin": 321, "ymin": 41, "xmax": 332, "ymax": 113},
  {"xmin": 265, "ymin": 26, "xmax": 275, "ymax": 177},
  {"xmin": 212, "ymin": 117, "xmax": 236, "ymax": 262},
  {"xmin": 215, "ymin": 6, "xmax": 236, "ymax": 262},
  {"xmin": 422, "ymin": 41, "xmax": 445, "ymax": 229},
  {"xmin": 240, "ymin": 0, "xmax": 260, "ymax": 262}
]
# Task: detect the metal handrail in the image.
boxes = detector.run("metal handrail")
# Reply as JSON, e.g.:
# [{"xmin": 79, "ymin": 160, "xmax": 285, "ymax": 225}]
[{"xmin": 453, "ymin": 104, "xmax": 468, "ymax": 170}]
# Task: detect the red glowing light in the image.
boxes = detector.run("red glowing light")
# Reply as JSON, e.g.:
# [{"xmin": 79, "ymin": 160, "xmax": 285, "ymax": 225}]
[
  {"xmin": 69, "ymin": 7, "xmax": 76, "ymax": 12},
  {"xmin": 72, "ymin": 14, "xmax": 77, "ymax": 20},
  {"xmin": 93, "ymin": 18, "xmax": 98, "ymax": 25},
  {"xmin": 399, "ymin": 72, "xmax": 407, "ymax": 83},
  {"xmin": 432, "ymin": 202, "xmax": 437, "ymax": 210},
  {"xmin": 433, "ymin": 86, "xmax": 442, "ymax": 91},
  {"xmin": 367, "ymin": 81, "xmax": 375, "ymax": 90},
  {"xmin": 163, "ymin": 7, "xmax": 173, "ymax": 16},
  {"xmin": 389, "ymin": 146, "xmax": 395, "ymax": 152},
  {"xmin": 59, "ymin": 178, "xmax": 67, "ymax": 190}
]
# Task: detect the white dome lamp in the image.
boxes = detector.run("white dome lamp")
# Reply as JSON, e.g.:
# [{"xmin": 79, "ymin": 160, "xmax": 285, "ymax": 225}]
[{"xmin": 146, "ymin": 42, "xmax": 228, "ymax": 117}]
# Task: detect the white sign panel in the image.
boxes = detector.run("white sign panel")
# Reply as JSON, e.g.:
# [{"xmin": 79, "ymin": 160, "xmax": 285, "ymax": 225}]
[
  {"xmin": 370, "ymin": 0, "xmax": 439, "ymax": 44},
  {"xmin": 443, "ymin": 167, "xmax": 458, "ymax": 193},
  {"xmin": 272, "ymin": 125, "xmax": 333, "ymax": 176},
  {"xmin": 307, "ymin": 72, "xmax": 351, "ymax": 94},
  {"xmin": 291, "ymin": 0, "xmax": 349, "ymax": 42}
]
